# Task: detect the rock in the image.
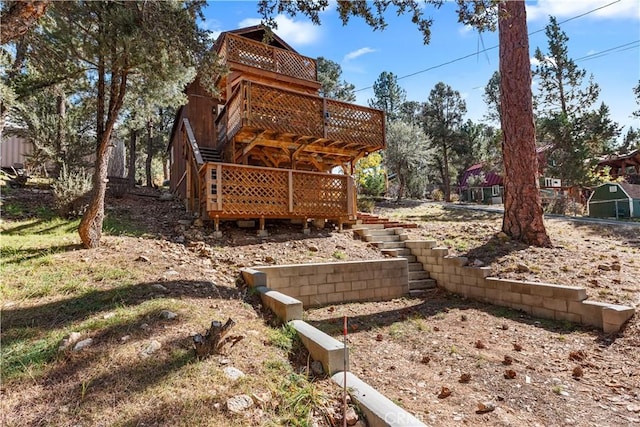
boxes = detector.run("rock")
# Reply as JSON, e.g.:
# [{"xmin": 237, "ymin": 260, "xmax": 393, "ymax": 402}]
[
  {"xmin": 223, "ymin": 366, "xmax": 246, "ymax": 382},
  {"xmin": 159, "ymin": 310, "xmax": 177, "ymax": 320},
  {"xmin": 477, "ymin": 402, "xmax": 496, "ymax": 414},
  {"xmin": 516, "ymin": 263, "xmax": 530, "ymax": 273},
  {"xmin": 252, "ymin": 391, "xmax": 272, "ymax": 407},
  {"xmin": 193, "ymin": 218, "xmax": 204, "ymax": 227},
  {"xmin": 598, "ymin": 264, "xmax": 611, "ymax": 271},
  {"xmin": 178, "ymin": 219, "xmax": 192, "ymax": 226},
  {"xmin": 627, "ymin": 404, "xmax": 640, "ymax": 413},
  {"xmin": 73, "ymin": 338, "xmax": 93, "ymax": 351},
  {"xmin": 472, "ymin": 259, "xmax": 485, "ymax": 267},
  {"xmin": 497, "ymin": 232, "xmax": 509, "ymax": 241},
  {"xmin": 159, "ymin": 192, "xmax": 173, "ymax": 201},
  {"xmin": 175, "ymin": 235, "xmax": 185, "ymax": 244},
  {"xmin": 344, "ymin": 407, "xmax": 358, "ymax": 425},
  {"xmin": 226, "ymin": 394, "xmax": 253, "ymax": 413},
  {"xmin": 152, "ymin": 284, "xmax": 168, "ymax": 292},
  {"xmin": 120, "ymin": 335, "xmax": 131, "ymax": 343},
  {"xmin": 59, "ymin": 332, "xmax": 83, "ymax": 350},
  {"xmin": 140, "ymin": 340, "xmax": 162, "ymax": 358},
  {"xmin": 264, "ymin": 256, "xmax": 275, "ymax": 263},
  {"xmin": 311, "ymin": 360, "xmax": 324, "ymax": 376},
  {"xmin": 103, "ymin": 312, "xmax": 116, "ymax": 319},
  {"xmin": 307, "ymin": 245, "xmax": 319, "ymax": 252},
  {"xmin": 611, "ymin": 263, "xmax": 621, "ymax": 271},
  {"xmin": 136, "ymin": 255, "xmax": 150, "ymax": 262}
]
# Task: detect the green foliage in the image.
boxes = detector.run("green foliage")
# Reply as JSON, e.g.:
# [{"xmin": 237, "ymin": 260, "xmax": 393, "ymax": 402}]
[
  {"xmin": 368, "ymin": 71, "xmax": 407, "ymax": 122},
  {"xmin": 533, "ymin": 17, "xmax": 620, "ymax": 187},
  {"xmin": 422, "ymin": 82, "xmax": 467, "ymax": 201},
  {"xmin": 483, "ymin": 71, "xmax": 501, "ymax": 124},
  {"xmin": 356, "ymin": 197, "xmax": 376, "ymax": 213},
  {"xmin": 355, "ymin": 152, "xmax": 385, "ymax": 197},
  {"xmin": 268, "ymin": 324, "xmax": 299, "ymax": 353},
  {"xmin": 316, "ymin": 57, "xmax": 355, "ymax": 102},
  {"xmin": 51, "ymin": 165, "xmax": 92, "ymax": 218},
  {"xmin": 385, "ymin": 121, "xmax": 430, "ymax": 201}
]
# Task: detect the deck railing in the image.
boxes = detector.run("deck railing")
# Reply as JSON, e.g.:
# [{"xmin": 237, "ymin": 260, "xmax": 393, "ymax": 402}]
[
  {"xmin": 216, "ymin": 80, "xmax": 385, "ymax": 150},
  {"xmin": 217, "ymin": 33, "xmax": 317, "ymax": 82},
  {"xmin": 200, "ymin": 162, "xmax": 356, "ymax": 220}
]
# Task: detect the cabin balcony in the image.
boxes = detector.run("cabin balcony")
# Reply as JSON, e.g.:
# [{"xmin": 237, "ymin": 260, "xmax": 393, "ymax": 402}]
[
  {"xmin": 216, "ymin": 32, "xmax": 320, "ymax": 100},
  {"xmin": 199, "ymin": 162, "xmax": 356, "ymax": 222},
  {"xmin": 215, "ymin": 80, "xmax": 385, "ymax": 171}
]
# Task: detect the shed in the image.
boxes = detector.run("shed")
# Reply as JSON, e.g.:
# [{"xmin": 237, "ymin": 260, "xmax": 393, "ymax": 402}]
[{"xmin": 587, "ymin": 182, "xmax": 640, "ymax": 219}]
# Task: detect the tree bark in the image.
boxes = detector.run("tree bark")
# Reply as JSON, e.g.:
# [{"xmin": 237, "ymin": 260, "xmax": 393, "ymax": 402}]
[
  {"xmin": 499, "ymin": 0, "xmax": 551, "ymax": 247},
  {"xmin": 128, "ymin": 128, "xmax": 138, "ymax": 186},
  {"xmin": 443, "ymin": 142, "xmax": 451, "ymax": 202},
  {"xmin": 0, "ymin": 0, "xmax": 50, "ymax": 44},
  {"xmin": 145, "ymin": 120, "xmax": 153, "ymax": 187}
]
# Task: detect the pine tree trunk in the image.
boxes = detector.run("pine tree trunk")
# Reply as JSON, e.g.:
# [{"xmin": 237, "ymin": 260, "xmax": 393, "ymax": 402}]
[
  {"xmin": 78, "ymin": 135, "xmax": 112, "ymax": 248},
  {"xmin": 145, "ymin": 120, "xmax": 153, "ymax": 187},
  {"xmin": 443, "ymin": 143, "xmax": 451, "ymax": 202},
  {"xmin": 498, "ymin": 0, "xmax": 551, "ymax": 247}
]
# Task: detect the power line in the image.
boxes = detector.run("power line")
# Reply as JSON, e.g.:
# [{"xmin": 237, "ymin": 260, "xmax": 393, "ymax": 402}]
[
  {"xmin": 575, "ymin": 40, "xmax": 640, "ymax": 62},
  {"xmin": 354, "ymin": 0, "xmax": 624, "ymax": 93}
]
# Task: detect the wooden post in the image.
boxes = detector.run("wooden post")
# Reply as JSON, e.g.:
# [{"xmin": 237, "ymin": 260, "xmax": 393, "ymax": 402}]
[
  {"xmin": 216, "ymin": 164, "xmax": 222, "ymax": 211},
  {"xmin": 288, "ymin": 170, "xmax": 294, "ymax": 213},
  {"xmin": 346, "ymin": 175, "xmax": 355, "ymax": 218}
]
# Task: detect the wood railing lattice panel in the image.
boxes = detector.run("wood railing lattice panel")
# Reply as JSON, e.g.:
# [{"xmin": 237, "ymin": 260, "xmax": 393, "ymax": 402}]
[
  {"xmin": 203, "ymin": 163, "xmax": 354, "ymax": 219},
  {"xmin": 223, "ymin": 34, "xmax": 317, "ymax": 82}
]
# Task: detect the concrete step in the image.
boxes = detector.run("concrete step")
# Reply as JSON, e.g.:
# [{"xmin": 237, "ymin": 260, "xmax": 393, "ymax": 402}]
[
  {"xmin": 409, "ymin": 278, "xmax": 437, "ymax": 290},
  {"xmin": 361, "ymin": 227, "xmax": 403, "ymax": 236},
  {"xmin": 409, "ymin": 270, "xmax": 430, "ymax": 281},
  {"xmin": 408, "ymin": 262, "xmax": 423, "ymax": 271},
  {"xmin": 402, "ymin": 255, "xmax": 418, "ymax": 263},
  {"xmin": 364, "ymin": 235, "xmax": 401, "ymax": 243},
  {"xmin": 372, "ymin": 241, "xmax": 406, "ymax": 249},
  {"xmin": 350, "ymin": 223, "xmax": 385, "ymax": 231}
]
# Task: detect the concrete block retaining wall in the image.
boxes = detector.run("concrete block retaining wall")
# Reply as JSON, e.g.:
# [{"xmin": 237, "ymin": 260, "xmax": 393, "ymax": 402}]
[
  {"xmin": 250, "ymin": 259, "xmax": 409, "ymax": 307},
  {"xmin": 404, "ymin": 240, "xmax": 635, "ymax": 333}
]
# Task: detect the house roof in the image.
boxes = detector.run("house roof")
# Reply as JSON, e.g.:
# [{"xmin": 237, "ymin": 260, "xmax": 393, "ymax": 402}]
[
  {"xmin": 459, "ymin": 163, "xmax": 503, "ymax": 188},
  {"xmin": 620, "ymin": 182, "xmax": 640, "ymax": 199},
  {"xmin": 598, "ymin": 149, "xmax": 640, "ymax": 167},
  {"xmin": 220, "ymin": 25, "xmax": 298, "ymax": 53}
]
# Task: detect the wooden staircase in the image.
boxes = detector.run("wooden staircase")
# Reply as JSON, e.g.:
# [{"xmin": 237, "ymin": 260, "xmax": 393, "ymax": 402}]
[
  {"xmin": 352, "ymin": 225, "xmax": 436, "ymax": 296},
  {"xmin": 200, "ymin": 147, "xmax": 223, "ymax": 163},
  {"xmin": 356, "ymin": 212, "xmax": 418, "ymax": 229}
]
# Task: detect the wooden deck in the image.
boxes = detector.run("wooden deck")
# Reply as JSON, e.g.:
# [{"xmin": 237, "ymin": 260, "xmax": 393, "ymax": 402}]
[
  {"xmin": 200, "ymin": 162, "xmax": 356, "ymax": 221},
  {"xmin": 216, "ymin": 80, "xmax": 385, "ymax": 171}
]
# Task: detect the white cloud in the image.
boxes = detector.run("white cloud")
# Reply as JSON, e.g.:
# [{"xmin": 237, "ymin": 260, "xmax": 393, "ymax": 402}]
[
  {"xmin": 530, "ymin": 56, "xmax": 542, "ymax": 66},
  {"xmin": 238, "ymin": 15, "xmax": 321, "ymax": 46},
  {"xmin": 458, "ymin": 25, "xmax": 473, "ymax": 36},
  {"xmin": 343, "ymin": 47, "xmax": 376, "ymax": 62},
  {"xmin": 586, "ymin": 49, "xmax": 598, "ymax": 56},
  {"xmin": 527, "ymin": 0, "xmax": 640, "ymax": 22}
]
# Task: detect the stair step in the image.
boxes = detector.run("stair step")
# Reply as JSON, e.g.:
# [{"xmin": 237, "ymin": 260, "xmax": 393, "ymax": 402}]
[
  {"xmin": 372, "ymin": 241, "xmax": 406, "ymax": 249},
  {"xmin": 409, "ymin": 279, "xmax": 437, "ymax": 290},
  {"xmin": 361, "ymin": 227, "xmax": 402, "ymax": 236},
  {"xmin": 365, "ymin": 235, "xmax": 401, "ymax": 243},
  {"xmin": 350, "ymin": 224, "xmax": 385, "ymax": 230},
  {"xmin": 408, "ymin": 262, "xmax": 422, "ymax": 271},
  {"xmin": 409, "ymin": 271, "xmax": 430, "ymax": 281}
]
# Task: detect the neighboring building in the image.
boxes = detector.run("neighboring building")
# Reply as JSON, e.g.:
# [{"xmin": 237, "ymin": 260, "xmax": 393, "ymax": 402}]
[
  {"xmin": 597, "ymin": 149, "xmax": 640, "ymax": 185},
  {"xmin": 168, "ymin": 26, "xmax": 385, "ymax": 230},
  {"xmin": 458, "ymin": 145, "xmax": 562, "ymax": 205},
  {"xmin": 0, "ymin": 134, "xmax": 32, "ymax": 169},
  {"xmin": 458, "ymin": 163, "xmax": 503, "ymax": 204},
  {"xmin": 587, "ymin": 182, "xmax": 640, "ymax": 218}
]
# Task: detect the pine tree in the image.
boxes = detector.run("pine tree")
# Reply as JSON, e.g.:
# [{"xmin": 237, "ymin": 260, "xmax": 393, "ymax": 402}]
[{"xmin": 368, "ymin": 71, "xmax": 406, "ymax": 122}]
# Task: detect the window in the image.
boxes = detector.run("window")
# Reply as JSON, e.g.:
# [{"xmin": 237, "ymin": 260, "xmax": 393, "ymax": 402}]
[
  {"xmin": 544, "ymin": 177, "xmax": 553, "ymax": 187},
  {"xmin": 492, "ymin": 185, "xmax": 500, "ymax": 197},
  {"xmin": 609, "ymin": 185, "xmax": 618, "ymax": 193}
]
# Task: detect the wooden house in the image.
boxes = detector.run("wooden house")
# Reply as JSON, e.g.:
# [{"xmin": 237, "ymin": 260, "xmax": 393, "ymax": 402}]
[
  {"xmin": 597, "ymin": 149, "xmax": 640, "ymax": 185},
  {"xmin": 168, "ymin": 26, "xmax": 385, "ymax": 231}
]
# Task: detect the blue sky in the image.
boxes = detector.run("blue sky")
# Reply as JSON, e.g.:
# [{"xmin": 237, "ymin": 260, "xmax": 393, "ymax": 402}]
[{"xmin": 203, "ymin": 0, "xmax": 640, "ymax": 136}]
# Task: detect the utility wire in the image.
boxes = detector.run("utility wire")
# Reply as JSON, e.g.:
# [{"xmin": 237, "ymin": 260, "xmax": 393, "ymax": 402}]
[
  {"xmin": 354, "ymin": 0, "xmax": 624, "ymax": 92},
  {"xmin": 575, "ymin": 40, "xmax": 640, "ymax": 62}
]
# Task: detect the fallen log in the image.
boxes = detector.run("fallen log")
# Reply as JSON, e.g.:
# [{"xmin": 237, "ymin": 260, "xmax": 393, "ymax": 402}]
[{"xmin": 193, "ymin": 318, "xmax": 244, "ymax": 358}]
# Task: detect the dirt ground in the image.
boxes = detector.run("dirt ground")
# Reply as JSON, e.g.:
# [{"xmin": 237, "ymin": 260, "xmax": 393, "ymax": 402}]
[{"xmin": 3, "ymin": 188, "xmax": 639, "ymax": 426}]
